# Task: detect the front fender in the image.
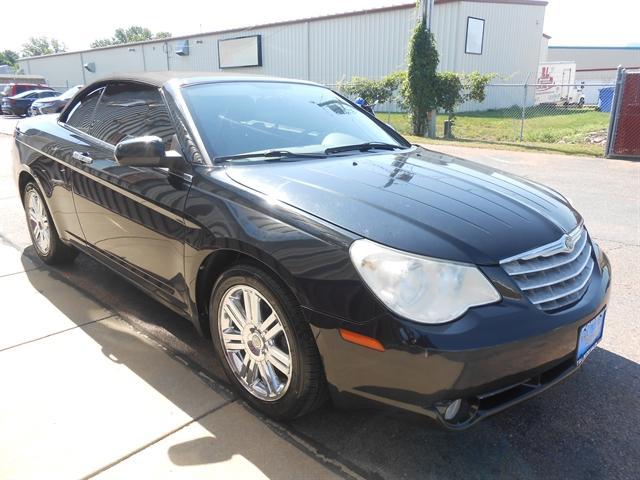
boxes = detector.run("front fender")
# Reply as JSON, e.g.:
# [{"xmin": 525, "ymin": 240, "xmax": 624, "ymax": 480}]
[{"xmin": 183, "ymin": 173, "xmax": 386, "ymax": 331}]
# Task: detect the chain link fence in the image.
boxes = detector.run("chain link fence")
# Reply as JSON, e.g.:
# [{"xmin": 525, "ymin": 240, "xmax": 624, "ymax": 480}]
[
  {"xmin": 333, "ymin": 81, "xmax": 617, "ymax": 156},
  {"xmin": 606, "ymin": 68, "xmax": 640, "ymax": 159}
]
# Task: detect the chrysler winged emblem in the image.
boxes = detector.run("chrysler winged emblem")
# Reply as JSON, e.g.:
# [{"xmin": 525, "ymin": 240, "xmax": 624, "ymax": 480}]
[{"xmin": 564, "ymin": 235, "xmax": 575, "ymax": 251}]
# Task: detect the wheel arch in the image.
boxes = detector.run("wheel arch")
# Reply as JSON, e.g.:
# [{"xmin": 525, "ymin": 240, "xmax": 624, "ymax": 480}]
[
  {"xmin": 193, "ymin": 245, "xmax": 308, "ymax": 338},
  {"xmin": 18, "ymin": 170, "xmax": 36, "ymax": 204}
]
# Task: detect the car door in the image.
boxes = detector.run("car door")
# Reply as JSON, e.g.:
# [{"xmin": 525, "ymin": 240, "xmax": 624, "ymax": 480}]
[{"xmin": 66, "ymin": 81, "xmax": 193, "ymax": 314}]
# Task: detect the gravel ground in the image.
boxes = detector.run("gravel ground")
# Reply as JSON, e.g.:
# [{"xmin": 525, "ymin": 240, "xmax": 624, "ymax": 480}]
[{"xmin": 1, "ymin": 117, "xmax": 638, "ymax": 480}]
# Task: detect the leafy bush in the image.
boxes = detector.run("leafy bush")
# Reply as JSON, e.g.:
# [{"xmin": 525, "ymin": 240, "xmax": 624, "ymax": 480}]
[
  {"xmin": 435, "ymin": 72, "xmax": 464, "ymax": 122},
  {"xmin": 341, "ymin": 73, "xmax": 405, "ymax": 105},
  {"xmin": 436, "ymin": 71, "xmax": 495, "ymax": 123}
]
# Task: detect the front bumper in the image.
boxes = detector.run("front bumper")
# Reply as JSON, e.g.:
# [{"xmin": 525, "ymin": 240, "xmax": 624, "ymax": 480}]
[{"xmin": 310, "ymin": 253, "xmax": 611, "ymax": 429}]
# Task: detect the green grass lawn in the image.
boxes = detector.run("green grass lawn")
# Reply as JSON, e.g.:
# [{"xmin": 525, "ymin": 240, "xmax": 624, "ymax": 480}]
[{"xmin": 380, "ymin": 107, "xmax": 610, "ymax": 157}]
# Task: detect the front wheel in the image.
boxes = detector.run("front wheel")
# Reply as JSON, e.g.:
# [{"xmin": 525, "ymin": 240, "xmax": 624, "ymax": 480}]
[
  {"xmin": 210, "ymin": 263, "xmax": 327, "ymax": 420},
  {"xmin": 23, "ymin": 182, "xmax": 78, "ymax": 265}
]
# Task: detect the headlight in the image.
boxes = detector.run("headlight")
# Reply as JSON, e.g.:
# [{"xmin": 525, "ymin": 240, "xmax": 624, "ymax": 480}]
[{"xmin": 349, "ymin": 239, "xmax": 501, "ymax": 324}]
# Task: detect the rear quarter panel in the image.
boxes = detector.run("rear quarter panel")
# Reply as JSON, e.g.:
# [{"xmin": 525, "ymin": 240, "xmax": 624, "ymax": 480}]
[{"xmin": 13, "ymin": 117, "xmax": 84, "ymax": 241}]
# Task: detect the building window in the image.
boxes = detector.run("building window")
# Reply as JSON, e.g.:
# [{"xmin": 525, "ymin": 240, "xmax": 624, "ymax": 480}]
[
  {"xmin": 218, "ymin": 35, "xmax": 262, "ymax": 69},
  {"xmin": 465, "ymin": 17, "xmax": 485, "ymax": 55}
]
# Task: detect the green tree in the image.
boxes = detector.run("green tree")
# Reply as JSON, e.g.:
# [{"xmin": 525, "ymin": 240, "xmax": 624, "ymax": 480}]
[
  {"xmin": 0, "ymin": 50, "xmax": 19, "ymax": 69},
  {"xmin": 436, "ymin": 71, "xmax": 495, "ymax": 123},
  {"xmin": 21, "ymin": 37, "xmax": 66, "ymax": 57},
  {"xmin": 435, "ymin": 72, "xmax": 464, "ymax": 122},
  {"xmin": 91, "ymin": 26, "xmax": 172, "ymax": 48},
  {"xmin": 404, "ymin": 15, "xmax": 439, "ymax": 135}
]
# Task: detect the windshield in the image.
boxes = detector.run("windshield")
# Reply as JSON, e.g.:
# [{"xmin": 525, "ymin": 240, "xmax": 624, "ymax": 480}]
[
  {"xmin": 182, "ymin": 81, "xmax": 407, "ymax": 159},
  {"xmin": 60, "ymin": 85, "xmax": 82, "ymax": 100}
]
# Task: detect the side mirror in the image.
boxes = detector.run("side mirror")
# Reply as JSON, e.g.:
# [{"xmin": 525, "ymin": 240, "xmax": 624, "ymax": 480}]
[{"xmin": 114, "ymin": 136, "xmax": 171, "ymax": 168}]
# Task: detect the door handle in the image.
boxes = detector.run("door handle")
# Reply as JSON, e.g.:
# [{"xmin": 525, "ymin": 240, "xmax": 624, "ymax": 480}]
[{"xmin": 72, "ymin": 151, "xmax": 93, "ymax": 164}]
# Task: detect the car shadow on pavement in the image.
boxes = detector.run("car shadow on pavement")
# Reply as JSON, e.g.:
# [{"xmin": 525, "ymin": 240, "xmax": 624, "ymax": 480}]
[
  {"xmin": 20, "ymin": 249, "xmax": 640, "ymax": 480},
  {"xmin": 19, "ymin": 248, "xmax": 345, "ymax": 479}
]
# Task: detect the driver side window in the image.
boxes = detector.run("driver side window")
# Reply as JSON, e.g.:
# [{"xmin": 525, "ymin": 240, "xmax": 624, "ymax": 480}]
[
  {"xmin": 65, "ymin": 87, "xmax": 104, "ymax": 133},
  {"xmin": 90, "ymin": 82, "xmax": 176, "ymax": 149}
]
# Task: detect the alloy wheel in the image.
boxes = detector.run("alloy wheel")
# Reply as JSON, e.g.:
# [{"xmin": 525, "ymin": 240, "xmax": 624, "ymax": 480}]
[
  {"xmin": 26, "ymin": 189, "xmax": 51, "ymax": 255},
  {"xmin": 218, "ymin": 285, "xmax": 292, "ymax": 401}
]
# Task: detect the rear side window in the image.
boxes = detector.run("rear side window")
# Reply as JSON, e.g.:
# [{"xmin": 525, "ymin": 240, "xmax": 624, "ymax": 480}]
[
  {"xmin": 65, "ymin": 87, "xmax": 104, "ymax": 132},
  {"xmin": 90, "ymin": 82, "xmax": 175, "ymax": 147}
]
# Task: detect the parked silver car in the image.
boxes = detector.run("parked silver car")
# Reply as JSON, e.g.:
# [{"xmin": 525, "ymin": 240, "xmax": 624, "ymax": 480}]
[{"xmin": 29, "ymin": 85, "xmax": 83, "ymax": 116}]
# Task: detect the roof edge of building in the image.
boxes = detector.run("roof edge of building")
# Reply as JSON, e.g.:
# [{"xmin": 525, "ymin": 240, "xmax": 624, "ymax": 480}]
[
  {"xmin": 549, "ymin": 45, "xmax": 640, "ymax": 50},
  {"xmin": 18, "ymin": 0, "xmax": 548, "ymax": 62}
]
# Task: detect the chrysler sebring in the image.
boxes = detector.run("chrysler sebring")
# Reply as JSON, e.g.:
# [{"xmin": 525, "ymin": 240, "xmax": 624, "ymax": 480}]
[{"xmin": 11, "ymin": 73, "xmax": 610, "ymax": 429}]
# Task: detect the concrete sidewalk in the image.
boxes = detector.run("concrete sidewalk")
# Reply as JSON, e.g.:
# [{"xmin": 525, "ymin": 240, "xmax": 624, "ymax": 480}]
[
  {"xmin": 0, "ymin": 125, "xmax": 341, "ymax": 480},
  {"xmin": 0, "ymin": 243, "xmax": 339, "ymax": 479}
]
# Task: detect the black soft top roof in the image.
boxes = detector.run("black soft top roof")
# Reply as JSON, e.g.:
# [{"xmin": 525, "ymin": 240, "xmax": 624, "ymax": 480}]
[{"xmin": 88, "ymin": 71, "xmax": 318, "ymax": 88}]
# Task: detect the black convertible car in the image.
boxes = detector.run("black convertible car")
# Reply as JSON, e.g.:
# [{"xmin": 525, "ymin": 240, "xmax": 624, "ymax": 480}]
[{"xmin": 12, "ymin": 72, "xmax": 610, "ymax": 429}]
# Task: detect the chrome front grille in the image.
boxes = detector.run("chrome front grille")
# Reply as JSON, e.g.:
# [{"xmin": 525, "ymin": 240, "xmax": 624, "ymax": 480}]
[{"xmin": 501, "ymin": 226, "xmax": 594, "ymax": 312}]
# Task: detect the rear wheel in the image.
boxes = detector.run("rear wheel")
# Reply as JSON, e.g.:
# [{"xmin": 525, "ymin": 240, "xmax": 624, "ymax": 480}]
[
  {"xmin": 210, "ymin": 263, "xmax": 326, "ymax": 420},
  {"xmin": 23, "ymin": 182, "xmax": 78, "ymax": 265}
]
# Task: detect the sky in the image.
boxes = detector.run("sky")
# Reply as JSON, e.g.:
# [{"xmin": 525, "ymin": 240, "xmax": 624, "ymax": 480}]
[{"xmin": 0, "ymin": 0, "xmax": 637, "ymax": 54}]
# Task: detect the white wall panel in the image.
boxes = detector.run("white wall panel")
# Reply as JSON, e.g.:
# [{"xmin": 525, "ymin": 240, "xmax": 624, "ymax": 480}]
[
  {"xmin": 143, "ymin": 42, "xmax": 170, "ymax": 71},
  {"xmin": 17, "ymin": 2, "xmax": 546, "ymax": 112},
  {"xmin": 309, "ymin": 7, "xmax": 415, "ymax": 85},
  {"xmin": 81, "ymin": 46, "xmax": 146, "ymax": 83},
  {"xmin": 548, "ymin": 47, "xmax": 640, "ymax": 70},
  {"xmin": 20, "ymin": 53, "xmax": 84, "ymax": 89}
]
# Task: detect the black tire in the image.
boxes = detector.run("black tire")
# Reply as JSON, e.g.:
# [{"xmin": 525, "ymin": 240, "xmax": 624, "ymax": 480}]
[
  {"xmin": 23, "ymin": 182, "xmax": 78, "ymax": 265},
  {"xmin": 209, "ymin": 263, "xmax": 327, "ymax": 420}
]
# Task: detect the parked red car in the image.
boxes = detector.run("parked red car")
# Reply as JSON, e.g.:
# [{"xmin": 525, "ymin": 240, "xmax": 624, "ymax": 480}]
[{"xmin": 0, "ymin": 83, "xmax": 53, "ymax": 114}]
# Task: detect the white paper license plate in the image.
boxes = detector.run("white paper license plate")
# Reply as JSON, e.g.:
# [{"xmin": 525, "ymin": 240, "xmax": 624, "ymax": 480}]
[{"xmin": 577, "ymin": 309, "xmax": 605, "ymax": 365}]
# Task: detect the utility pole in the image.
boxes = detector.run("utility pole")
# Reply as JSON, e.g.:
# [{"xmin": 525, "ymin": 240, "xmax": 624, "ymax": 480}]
[
  {"xmin": 418, "ymin": 0, "xmax": 438, "ymax": 138},
  {"xmin": 418, "ymin": 0, "xmax": 435, "ymax": 28}
]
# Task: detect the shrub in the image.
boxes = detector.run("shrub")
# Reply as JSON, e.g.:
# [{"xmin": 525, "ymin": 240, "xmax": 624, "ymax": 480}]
[
  {"xmin": 404, "ymin": 17, "xmax": 439, "ymax": 136},
  {"xmin": 341, "ymin": 73, "xmax": 405, "ymax": 105}
]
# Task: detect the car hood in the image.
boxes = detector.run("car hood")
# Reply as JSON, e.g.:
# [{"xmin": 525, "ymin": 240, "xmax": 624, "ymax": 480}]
[{"xmin": 223, "ymin": 147, "xmax": 581, "ymax": 264}]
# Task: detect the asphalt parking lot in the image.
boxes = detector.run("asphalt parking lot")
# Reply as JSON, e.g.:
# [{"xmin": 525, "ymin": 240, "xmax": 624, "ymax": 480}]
[{"xmin": 1, "ymin": 115, "xmax": 638, "ymax": 479}]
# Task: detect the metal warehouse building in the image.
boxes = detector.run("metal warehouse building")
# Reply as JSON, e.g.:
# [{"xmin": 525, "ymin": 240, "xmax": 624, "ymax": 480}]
[
  {"xmin": 18, "ymin": 0, "xmax": 547, "ymax": 110},
  {"xmin": 546, "ymin": 45, "xmax": 640, "ymax": 83}
]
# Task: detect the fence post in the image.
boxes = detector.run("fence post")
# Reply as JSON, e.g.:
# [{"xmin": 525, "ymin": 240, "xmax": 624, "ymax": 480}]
[
  {"xmin": 519, "ymin": 83, "xmax": 528, "ymax": 141},
  {"xmin": 605, "ymin": 66, "xmax": 625, "ymax": 158}
]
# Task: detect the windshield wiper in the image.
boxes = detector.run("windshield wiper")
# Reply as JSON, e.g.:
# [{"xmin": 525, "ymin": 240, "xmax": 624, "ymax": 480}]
[
  {"xmin": 324, "ymin": 142, "xmax": 406, "ymax": 155},
  {"xmin": 214, "ymin": 150, "xmax": 327, "ymax": 163}
]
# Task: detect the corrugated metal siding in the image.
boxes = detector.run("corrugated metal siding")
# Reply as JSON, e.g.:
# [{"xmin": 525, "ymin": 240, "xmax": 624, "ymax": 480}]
[
  {"xmin": 17, "ymin": 2, "xmax": 545, "ymax": 112},
  {"xmin": 548, "ymin": 47, "xmax": 640, "ymax": 84},
  {"xmin": 450, "ymin": 2, "xmax": 546, "ymax": 110},
  {"xmin": 21, "ymin": 53, "xmax": 84, "ymax": 88},
  {"xmin": 82, "ymin": 46, "xmax": 146, "ymax": 83},
  {"xmin": 431, "ymin": 2, "xmax": 461, "ymax": 72},
  {"xmin": 453, "ymin": 3, "xmax": 544, "ymax": 83},
  {"xmin": 143, "ymin": 43, "xmax": 170, "ymax": 71},
  {"xmin": 309, "ymin": 8, "xmax": 415, "ymax": 85},
  {"xmin": 214, "ymin": 23, "xmax": 309, "ymax": 78},
  {"xmin": 548, "ymin": 47, "xmax": 640, "ymax": 70},
  {"xmin": 539, "ymin": 36, "xmax": 549, "ymax": 63}
]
